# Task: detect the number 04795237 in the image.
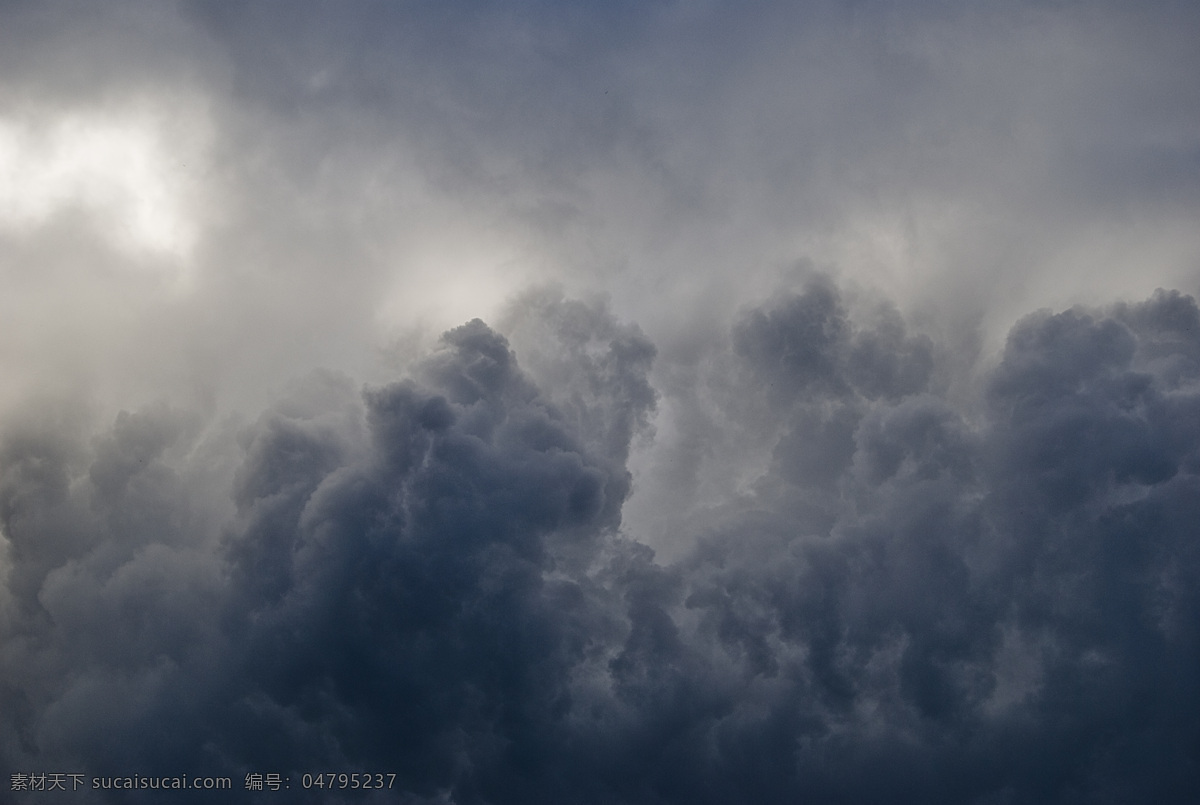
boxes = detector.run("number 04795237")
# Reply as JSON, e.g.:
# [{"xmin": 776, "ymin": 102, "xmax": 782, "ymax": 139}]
[{"xmin": 301, "ymin": 772, "xmax": 397, "ymax": 790}]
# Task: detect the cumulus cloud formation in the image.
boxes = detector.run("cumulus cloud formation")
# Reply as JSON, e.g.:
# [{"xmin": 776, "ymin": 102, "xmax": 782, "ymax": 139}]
[
  {"xmin": 3, "ymin": 282, "xmax": 1198, "ymax": 803},
  {"xmin": 1, "ymin": 1, "xmax": 1199, "ymax": 803}
]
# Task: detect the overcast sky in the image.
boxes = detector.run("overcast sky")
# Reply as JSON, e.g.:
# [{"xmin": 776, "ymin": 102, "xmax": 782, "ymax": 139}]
[{"xmin": 2, "ymin": 1, "xmax": 1199, "ymax": 803}]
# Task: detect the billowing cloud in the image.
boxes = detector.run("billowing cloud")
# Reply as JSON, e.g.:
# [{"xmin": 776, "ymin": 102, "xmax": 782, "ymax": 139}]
[
  {"xmin": 3, "ymin": 281, "xmax": 1199, "ymax": 803},
  {"xmin": 2, "ymin": 1, "xmax": 1199, "ymax": 803}
]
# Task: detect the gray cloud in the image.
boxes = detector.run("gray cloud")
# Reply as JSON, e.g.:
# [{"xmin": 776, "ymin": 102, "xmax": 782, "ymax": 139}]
[
  {"xmin": 3, "ymin": 282, "xmax": 1199, "ymax": 803},
  {"xmin": 2, "ymin": 1, "xmax": 1199, "ymax": 802}
]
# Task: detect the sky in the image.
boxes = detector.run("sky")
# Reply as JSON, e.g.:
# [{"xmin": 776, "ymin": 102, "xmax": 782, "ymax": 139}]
[{"xmin": 1, "ymin": 1, "xmax": 1199, "ymax": 802}]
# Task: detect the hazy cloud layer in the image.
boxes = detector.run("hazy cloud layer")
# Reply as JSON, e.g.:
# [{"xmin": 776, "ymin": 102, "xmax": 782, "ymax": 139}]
[{"xmin": 2, "ymin": 1, "xmax": 1199, "ymax": 803}]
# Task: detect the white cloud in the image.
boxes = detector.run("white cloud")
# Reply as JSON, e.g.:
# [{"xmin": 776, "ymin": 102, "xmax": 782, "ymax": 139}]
[{"xmin": 0, "ymin": 106, "xmax": 206, "ymax": 262}]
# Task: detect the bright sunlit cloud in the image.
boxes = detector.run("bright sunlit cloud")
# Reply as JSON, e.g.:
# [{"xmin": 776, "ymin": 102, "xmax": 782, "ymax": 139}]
[
  {"xmin": 375, "ymin": 228, "xmax": 531, "ymax": 337},
  {"xmin": 0, "ymin": 108, "xmax": 201, "ymax": 260}
]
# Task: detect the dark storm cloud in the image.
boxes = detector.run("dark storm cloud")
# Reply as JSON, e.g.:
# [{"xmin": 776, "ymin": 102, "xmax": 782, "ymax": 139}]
[
  {"xmin": 733, "ymin": 273, "xmax": 934, "ymax": 403},
  {"xmin": 3, "ymin": 0, "xmax": 1200, "ymax": 803},
  {"xmin": 3, "ymin": 281, "xmax": 1199, "ymax": 803},
  {"xmin": 0, "ymin": 299, "xmax": 650, "ymax": 803}
]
